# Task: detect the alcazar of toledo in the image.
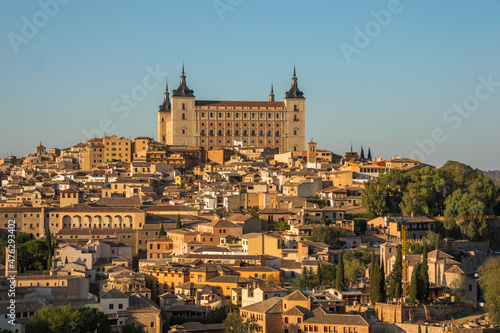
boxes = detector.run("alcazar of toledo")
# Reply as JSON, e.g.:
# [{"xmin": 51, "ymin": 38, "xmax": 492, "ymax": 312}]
[{"xmin": 158, "ymin": 65, "xmax": 306, "ymax": 153}]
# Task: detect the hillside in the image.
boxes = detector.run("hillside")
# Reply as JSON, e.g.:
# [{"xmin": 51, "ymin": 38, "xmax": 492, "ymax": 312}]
[{"xmin": 484, "ymin": 170, "xmax": 500, "ymax": 186}]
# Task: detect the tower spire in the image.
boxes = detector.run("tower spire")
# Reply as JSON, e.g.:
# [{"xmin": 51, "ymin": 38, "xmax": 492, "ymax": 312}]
[
  {"xmin": 164, "ymin": 77, "xmax": 169, "ymax": 101},
  {"xmin": 285, "ymin": 66, "xmax": 304, "ymax": 99},
  {"xmin": 269, "ymin": 82, "xmax": 275, "ymax": 102},
  {"xmin": 180, "ymin": 62, "xmax": 186, "ymax": 85},
  {"xmin": 159, "ymin": 76, "xmax": 171, "ymax": 111},
  {"xmin": 291, "ymin": 65, "xmax": 297, "ymax": 87}
]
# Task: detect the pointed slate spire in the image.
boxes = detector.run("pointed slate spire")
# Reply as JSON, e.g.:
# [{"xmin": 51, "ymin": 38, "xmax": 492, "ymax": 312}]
[
  {"xmin": 159, "ymin": 77, "xmax": 171, "ymax": 111},
  {"xmin": 269, "ymin": 82, "xmax": 275, "ymax": 102},
  {"xmin": 172, "ymin": 63, "xmax": 194, "ymax": 97},
  {"xmin": 292, "ymin": 65, "xmax": 297, "ymax": 87},
  {"xmin": 180, "ymin": 62, "xmax": 186, "ymax": 85},
  {"xmin": 285, "ymin": 66, "xmax": 304, "ymax": 99}
]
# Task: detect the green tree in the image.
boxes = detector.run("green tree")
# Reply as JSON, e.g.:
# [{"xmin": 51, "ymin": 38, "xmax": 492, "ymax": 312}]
[
  {"xmin": 310, "ymin": 226, "xmax": 346, "ymax": 249},
  {"xmin": 409, "ymin": 262, "xmax": 421, "ymax": 304},
  {"xmin": 345, "ymin": 258, "xmax": 365, "ymax": 286},
  {"xmin": 419, "ymin": 244, "xmax": 430, "ymax": 302},
  {"xmin": 249, "ymin": 206, "xmax": 260, "ymax": 219},
  {"xmin": 361, "ymin": 178, "xmax": 387, "ymax": 216},
  {"xmin": 369, "ymin": 248, "xmax": 375, "ymax": 281},
  {"xmin": 444, "ymin": 189, "xmax": 487, "ymax": 240},
  {"xmin": 361, "ymin": 169, "xmax": 408, "ymax": 216},
  {"xmin": 379, "ymin": 261, "xmax": 386, "ymax": 302},
  {"xmin": 336, "ymin": 252, "xmax": 346, "ymax": 292},
  {"xmin": 223, "ymin": 312, "xmax": 260, "ymax": 333},
  {"xmin": 176, "ymin": 214, "xmax": 182, "ymax": 229},
  {"xmin": 25, "ymin": 305, "xmax": 111, "ymax": 333},
  {"xmin": 422, "ymin": 231, "xmax": 443, "ymax": 251},
  {"xmin": 17, "ymin": 240, "xmax": 49, "ymax": 272},
  {"xmin": 159, "ymin": 223, "xmax": 166, "ymax": 237},
  {"xmin": 316, "ymin": 261, "xmax": 323, "ymax": 283},
  {"xmin": 387, "ymin": 246, "xmax": 403, "ymax": 300},
  {"xmin": 322, "ymin": 265, "xmax": 336, "ymax": 285},
  {"xmin": 400, "ymin": 167, "xmax": 445, "ymax": 216},
  {"xmin": 369, "ymin": 258, "xmax": 380, "ymax": 305},
  {"xmin": 478, "ymin": 257, "xmax": 500, "ymax": 325},
  {"xmin": 205, "ymin": 307, "xmax": 228, "ymax": 323},
  {"xmin": 277, "ymin": 220, "xmax": 289, "ymax": 231},
  {"xmin": 46, "ymin": 227, "xmax": 52, "ymax": 270}
]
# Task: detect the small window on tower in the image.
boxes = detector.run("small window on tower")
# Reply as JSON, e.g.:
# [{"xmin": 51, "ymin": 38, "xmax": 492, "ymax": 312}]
[
  {"xmin": 182, "ymin": 103, "xmax": 186, "ymax": 110},
  {"xmin": 182, "ymin": 113, "xmax": 186, "ymax": 120}
]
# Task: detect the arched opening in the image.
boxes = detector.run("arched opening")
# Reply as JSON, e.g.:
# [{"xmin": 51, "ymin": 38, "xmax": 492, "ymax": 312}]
[
  {"xmin": 72, "ymin": 215, "xmax": 82, "ymax": 228},
  {"xmin": 123, "ymin": 216, "xmax": 133, "ymax": 228},
  {"xmin": 113, "ymin": 216, "xmax": 123, "ymax": 229},
  {"xmin": 62, "ymin": 215, "xmax": 71, "ymax": 228},
  {"xmin": 93, "ymin": 215, "xmax": 102, "ymax": 229},
  {"xmin": 83, "ymin": 215, "xmax": 92, "ymax": 228},
  {"xmin": 104, "ymin": 215, "xmax": 112, "ymax": 228}
]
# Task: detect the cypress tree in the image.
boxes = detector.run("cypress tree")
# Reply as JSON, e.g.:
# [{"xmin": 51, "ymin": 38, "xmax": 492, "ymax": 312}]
[
  {"xmin": 379, "ymin": 260, "xmax": 386, "ymax": 302},
  {"xmin": 367, "ymin": 147, "xmax": 372, "ymax": 160},
  {"xmin": 159, "ymin": 223, "xmax": 166, "ymax": 237},
  {"xmin": 409, "ymin": 262, "xmax": 421, "ymax": 303},
  {"xmin": 370, "ymin": 258, "xmax": 380, "ymax": 305},
  {"xmin": 317, "ymin": 261, "xmax": 323, "ymax": 284},
  {"xmin": 419, "ymin": 244, "xmax": 430, "ymax": 302},
  {"xmin": 336, "ymin": 253, "xmax": 346, "ymax": 292},
  {"xmin": 176, "ymin": 214, "xmax": 182, "ymax": 229},
  {"xmin": 418, "ymin": 324, "xmax": 422, "ymax": 333},
  {"xmin": 360, "ymin": 146, "xmax": 365, "ymax": 159},
  {"xmin": 46, "ymin": 227, "xmax": 53, "ymax": 270},
  {"xmin": 65, "ymin": 256, "xmax": 68, "ymax": 264},
  {"xmin": 369, "ymin": 248, "xmax": 375, "ymax": 281}
]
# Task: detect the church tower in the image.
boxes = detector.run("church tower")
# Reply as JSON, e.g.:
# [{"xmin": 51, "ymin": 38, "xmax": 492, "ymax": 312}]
[
  {"xmin": 283, "ymin": 66, "xmax": 306, "ymax": 153},
  {"xmin": 307, "ymin": 139, "xmax": 317, "ymax": 164}
]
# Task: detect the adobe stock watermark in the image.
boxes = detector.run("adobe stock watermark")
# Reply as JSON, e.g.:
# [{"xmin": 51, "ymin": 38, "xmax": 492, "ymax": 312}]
[
  {"xmin": 82, "ymin": 65, "xmax": 167, "ymax": 140},
  {"xmin": 409, "ymin": 75, "xmax": 500, "ymax": 162},
  {"xmin": 339, "ymin": 0, "xmax": 409, "ymax": 64},
  {"xmin": 7, "ymin": 0, "xmax": 71, "ymax": 54},
  {"xmin": 213, "ymin": 0, "xmax": 242, "ymax": 21}
]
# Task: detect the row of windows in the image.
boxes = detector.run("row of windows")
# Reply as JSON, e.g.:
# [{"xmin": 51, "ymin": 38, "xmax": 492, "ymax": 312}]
[
  {"xmin": 200, "ymin": 122, "xmax": 281, "ymax": 128},
  {"xmin": 198, "ymin": 112, "xmax": 286, "ymax": 119},
  {"xmin": 201, "ymin": 139, "xmax": 281, "ymax": 146},
  {"xmin": 105, "ymin": 141, "xmax": 129, "ymax": 145},
  {"xmin": 200, "ymin": 129, "xmax": 282, "ymax": 136}
]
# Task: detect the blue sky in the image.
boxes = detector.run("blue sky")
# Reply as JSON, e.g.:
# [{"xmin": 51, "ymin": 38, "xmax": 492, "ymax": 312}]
[{"xmin": 1, "ymin": 1, "xmax": 500, "ymax": 170}]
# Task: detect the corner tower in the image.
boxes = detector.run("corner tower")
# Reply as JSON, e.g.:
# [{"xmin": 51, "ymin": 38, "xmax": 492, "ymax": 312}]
[
  {"xmin": 161, "ymin": 64, "xmax": 197, "ymax": 146},
  {"xmin": 158, "ymin": 78, "xmax": 170, "ymax": 143},
  {"xmin": 283, "ymin": 66, "xmax": 306, "ymax": 152}
]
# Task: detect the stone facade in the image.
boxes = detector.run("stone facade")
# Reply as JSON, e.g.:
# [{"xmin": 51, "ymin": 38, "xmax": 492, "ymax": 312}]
[{"xmin": 158, "ymin": 66, "xmax": 306, "ymax": 153}]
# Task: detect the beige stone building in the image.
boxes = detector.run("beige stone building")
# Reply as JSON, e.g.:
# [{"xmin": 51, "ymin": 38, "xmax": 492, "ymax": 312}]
[
  {"xmin": 158, "ymin": 65, "xmax": 306, "ymax": 152},
  {"xmin": 81, "ymin": 138, "xmax": 105, "ymax": 170},
  {"xmin": 103, "ymin": 135, "xmax": 132, "ymax": 163}
]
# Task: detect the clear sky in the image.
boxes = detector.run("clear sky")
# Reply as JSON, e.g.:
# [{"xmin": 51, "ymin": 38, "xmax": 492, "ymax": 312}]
[{"xmin": 1, "ymin": 1, "xmax": 499, "ymax": 170}]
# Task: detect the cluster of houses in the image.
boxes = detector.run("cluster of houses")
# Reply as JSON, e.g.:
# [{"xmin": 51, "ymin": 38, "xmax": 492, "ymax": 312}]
[{"xmin": 0, "ymin": 140, "xmax": 496, "ymax": 332}]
